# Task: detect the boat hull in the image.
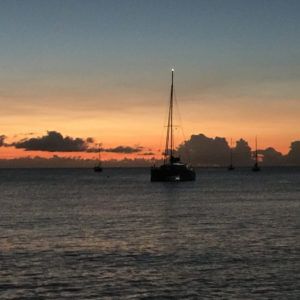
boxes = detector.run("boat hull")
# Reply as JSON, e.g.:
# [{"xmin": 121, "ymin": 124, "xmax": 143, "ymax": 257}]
[
  {"xmin": 94, "ymin": 166, "xmax": 103, "ymax": 172},
  {"xmin": 151, "ymin": 164, "xmax": 196, "ymax": 182},
  {"xmin": 228, "ymin": 164, "xmax": 235, "ymax": 171},
  {"xmin": 252, "ymin": 163, "xmax": 260, "ymax": 172}
]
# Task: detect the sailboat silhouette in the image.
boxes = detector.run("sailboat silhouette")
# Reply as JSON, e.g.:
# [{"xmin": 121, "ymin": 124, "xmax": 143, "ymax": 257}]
[
  {"xmin": 252, "ymin": 137, "xmax": 260, "ymax": 172},
  {"xmin": 94, "ymin": 144, "xmax": 103, "ymax": 172},
  {"xmin": 228, "ymin": 138, "xmax": 235, "ymax": 171},
  {"xmin": 151, "ymin": 69, "xmax": 196, "ymax": 182}
]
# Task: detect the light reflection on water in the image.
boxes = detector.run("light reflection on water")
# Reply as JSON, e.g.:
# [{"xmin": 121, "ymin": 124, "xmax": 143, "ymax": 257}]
[{"xmin": 0, "ymin": 168, "xmax": 299, "ymax": 299}]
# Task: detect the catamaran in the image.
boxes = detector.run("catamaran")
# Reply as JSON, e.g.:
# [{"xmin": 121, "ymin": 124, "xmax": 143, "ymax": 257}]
[{"xmin": 151, "ymin": 69, "xmax": 196, "ymax": 182}]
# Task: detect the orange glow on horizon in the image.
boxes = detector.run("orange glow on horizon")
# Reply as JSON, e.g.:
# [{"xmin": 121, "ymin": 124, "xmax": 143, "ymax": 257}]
[
  {"xmin": 1, "ymin": 90, "xmax": 299, "ymax": 159},
  {"xmin": 0, "ymin": 134, "xmax": 294, "ymax": 161}
]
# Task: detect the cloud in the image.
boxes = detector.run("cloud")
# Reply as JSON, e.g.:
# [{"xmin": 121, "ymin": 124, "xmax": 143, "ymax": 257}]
[
  {"xmin": 233, "ymin": 138, "xmax": 253, "ymax": 166},
  {"xmin": 86, "ymin": 137, "xmax": 94, "ymax": 143},
  {"xmin": 11, "ymin": 131, "xmax": 144, "ymax": 154},
  {"xmin": 178, "ymin": 134, "xmax": 231, "ymax": 166},
  {"xmin": 103, "ymin": 146, "xmax": 143, "ymax": 154},
  {"xmin": 13, "ymin": 132, "xmax": 36, "ymax": 138},
  {"xmin": 86, "ymin": 144, "xmax": 143, "ymax": 154},
  {"xmin": 259, "ymin": 147, "xmax": 283, "ymax": 166},
  {"xmin": 178, "ymin": 134, "xmax": 256, "ymax": 166},
  {"xmin": 0, "ymin": 135, "xmax": 6, "ymax": 147},
  {"xmin": 13, "ymin": 131, "xmax": 93, "ymax": 152},
  {"xmin": 139, "ymin": 152, "xmax": 155, "ymax": 156},
  {"xmin": 286, "ymin": 141, "xmax": 300, "ymax": 165}
]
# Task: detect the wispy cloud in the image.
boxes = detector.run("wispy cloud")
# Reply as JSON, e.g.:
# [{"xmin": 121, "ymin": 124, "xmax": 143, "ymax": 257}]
[
  {"xmin": 138, "ymin": 152, "xmax": 155, "ymax": 156},
  {"xmin": 103, "ymin": 145, "xmax": 143, "ymax": 154}
]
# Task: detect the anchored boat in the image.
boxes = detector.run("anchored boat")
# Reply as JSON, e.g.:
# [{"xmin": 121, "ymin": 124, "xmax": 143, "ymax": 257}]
[
  {"xmin": 252, "ymin": 137, "xmax": 261, "ymax": 172},
  {"xmin": 228, "ymin": 138, "xmax": 235, "ymax": 171},
  {"xmin": 94, "ymin": 144, "xmax": 103, "ymax": 172},
  {"xmin": 151, "ymin": 69, "xmax": 196, "ymax": 182}
]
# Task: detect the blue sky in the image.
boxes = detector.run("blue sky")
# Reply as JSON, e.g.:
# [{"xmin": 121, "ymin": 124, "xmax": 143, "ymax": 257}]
[
  {"xmin": 0, "ymin": 0, "xmax": 300, "ymax": 154},
  {"xmin": 1, "ymin": 0, "xmax": 299, "ymax": 82}
]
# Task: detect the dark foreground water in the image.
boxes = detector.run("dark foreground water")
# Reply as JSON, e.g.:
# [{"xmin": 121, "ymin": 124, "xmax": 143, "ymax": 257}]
[{"xmin": 0, "ymin": 168, "xmax": 299, "ymax": 299}]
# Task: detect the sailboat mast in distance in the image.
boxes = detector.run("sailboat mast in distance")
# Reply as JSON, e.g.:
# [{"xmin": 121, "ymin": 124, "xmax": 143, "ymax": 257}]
[
  {"xmin": 228, "ymin": 138, "xmax": 235, "ymax": 171},
  {"xmin": 252, "ymin": 136, "xmax": 261, "ymax": 172},
  {"xmin": 255, "ymin": 137, "xmax": 258, "ymax": 163},
  {"xmin": 94, "ymin": 143, "xmax": 103, "ymax": 173},
  {"xmin": 98, "ymin": 144, "xmax": 101, "ymax": 161},
  {"xmin": 151, "ymin": 69, "xmax": 196, "ymax": 182}
]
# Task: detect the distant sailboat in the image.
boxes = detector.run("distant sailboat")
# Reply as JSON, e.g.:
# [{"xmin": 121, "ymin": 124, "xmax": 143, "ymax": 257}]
[
  {"xmin": 151, "ymin": 69, "xmax": 196, "ymax": 182},
  {"xmin": 252, "ymin": 137, "xmax": 260, "ymax": 172},
  {"xmin": 228, "ymin": 138, "xmax": 235, "ymax": 171},
  {"xmin": 94, "ymin": 144, "xmax": 103, "ymax": 172}
]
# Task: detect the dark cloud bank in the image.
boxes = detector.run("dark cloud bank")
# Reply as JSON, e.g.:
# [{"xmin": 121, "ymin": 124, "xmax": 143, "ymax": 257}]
[
  {"xmin": 12, "ymin": 131, "xmax": 143, "ymax": 154},
  {"xmin": 13, "ymin": 131, "xmax": 93, "ymax": 152},
  {"xmin": 1, "ymin": 132, "xmax": 300, "ymax": 167},
  {"xmin": 177, "ymin": 134, "xmax": 300, "ymax": 167}
]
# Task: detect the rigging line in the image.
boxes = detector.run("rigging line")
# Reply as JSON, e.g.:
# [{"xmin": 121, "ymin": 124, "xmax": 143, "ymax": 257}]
[
  {"xmin": 173, "ymin": 89, "xmax": 186, "ymax": 141},
  {"xmin": 171, "ymin": 70, "xmax": 174, "ymax": 157},
  {"xmin": 165, "ymin": 92, "xmax": 171, "ymax": 162},
  {"xmin": 173, "ymin": 88, "xmax": 192, "ymax": 163},
  {"xmin": 158, "ymin": 80, "xmax": 172, "ymax": 163},
  {"xmin": 158, "ymin": 107, "xmax": 168, "ymax": 162},
  {"xmin": 164, "ymin": 69, "xmax": 174, "ymax": 163},
  {"xmin": 230, "ymin": 138, "xmax": 233, "ymax": 165}
]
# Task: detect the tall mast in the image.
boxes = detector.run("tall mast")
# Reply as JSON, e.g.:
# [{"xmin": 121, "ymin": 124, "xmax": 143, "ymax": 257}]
[
  {"xmin": 170, "ymin": 69, "xmax": 174, "ymax": 160},
  {"xmin": 164, "ymin": 68, "xmax": 174, "ymax": 164}
]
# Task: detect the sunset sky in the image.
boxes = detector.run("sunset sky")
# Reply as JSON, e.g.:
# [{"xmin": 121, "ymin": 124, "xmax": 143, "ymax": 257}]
[{"xmin": 1, "ymin": 0, "xmax": 300, "ymax": 159}]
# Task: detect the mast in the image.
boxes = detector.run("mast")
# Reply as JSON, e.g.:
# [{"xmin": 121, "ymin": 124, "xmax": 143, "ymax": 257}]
[
  {"xmin": 170, "ymin": 69, "xmax": 174, "ymax": 160},
  {"xmin": 230, "ymin": 138, "xmax": 233, "ymax": 165},
  {"xmin": 98, "ymin": 144, "xmax": 101, "ymax": 165},
  {"xmin": 255, "ymin": 136, "xmax": 258, "ymax": 165},
  {"xmin": 164, "ymin": 68, "xmax": 174, "ymax": 164}
]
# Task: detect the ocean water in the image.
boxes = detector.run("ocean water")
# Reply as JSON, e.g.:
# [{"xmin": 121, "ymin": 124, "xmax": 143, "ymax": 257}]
[{"xmin": 0, "ymin": 167, "xmax": 299, "ymax": 299}]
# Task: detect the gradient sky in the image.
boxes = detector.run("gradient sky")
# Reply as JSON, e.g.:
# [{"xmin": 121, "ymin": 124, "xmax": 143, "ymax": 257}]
[{"xmin": 1, "ymin": 0, "xmax": 300, "ymax": 159}]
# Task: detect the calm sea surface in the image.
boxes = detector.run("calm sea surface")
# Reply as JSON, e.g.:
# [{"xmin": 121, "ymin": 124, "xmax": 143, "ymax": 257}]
[{"xmin": 0, "ymin": 168, "xmax": 299, "ymax": 299}]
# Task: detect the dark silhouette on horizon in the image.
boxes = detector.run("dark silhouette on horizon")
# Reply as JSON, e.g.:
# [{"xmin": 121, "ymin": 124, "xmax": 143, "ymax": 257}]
[
  {"xmin": 252, "ymin": 137, "xmax": 261, "ymax": 172},
  {"xmin": 177, "ymin": 134, "xmax": 300, "ymax": 167},
  {"xmin": 5, "ymin": 130, "xmax": 143, "ymax": 154},
  {"xmin": 228, "ymin": 138, "xmax": 235, "ymax": 171},
  {"xmin": 94, "ymin": 144, "xmax": 103, "ymax": 172},
  {"xmin": 0, "ymin": 135, "xmax": 6, "ymax": 147},
  {"xmin": 1, "ymin": 131, "xmax": 300, "ymax": 168}
]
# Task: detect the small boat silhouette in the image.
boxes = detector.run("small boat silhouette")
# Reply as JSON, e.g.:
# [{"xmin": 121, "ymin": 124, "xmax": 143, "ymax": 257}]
[
  {"xmin": 94, "ymin": 144, "xmax": 103, "ymax": 172},
  {"xmin": 252, "ymin": 137, "xmax": 261, "ymax": 172},
  {"xmin": 228, "ymin": 138, "xmax": 235, "ymax": 171}
]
